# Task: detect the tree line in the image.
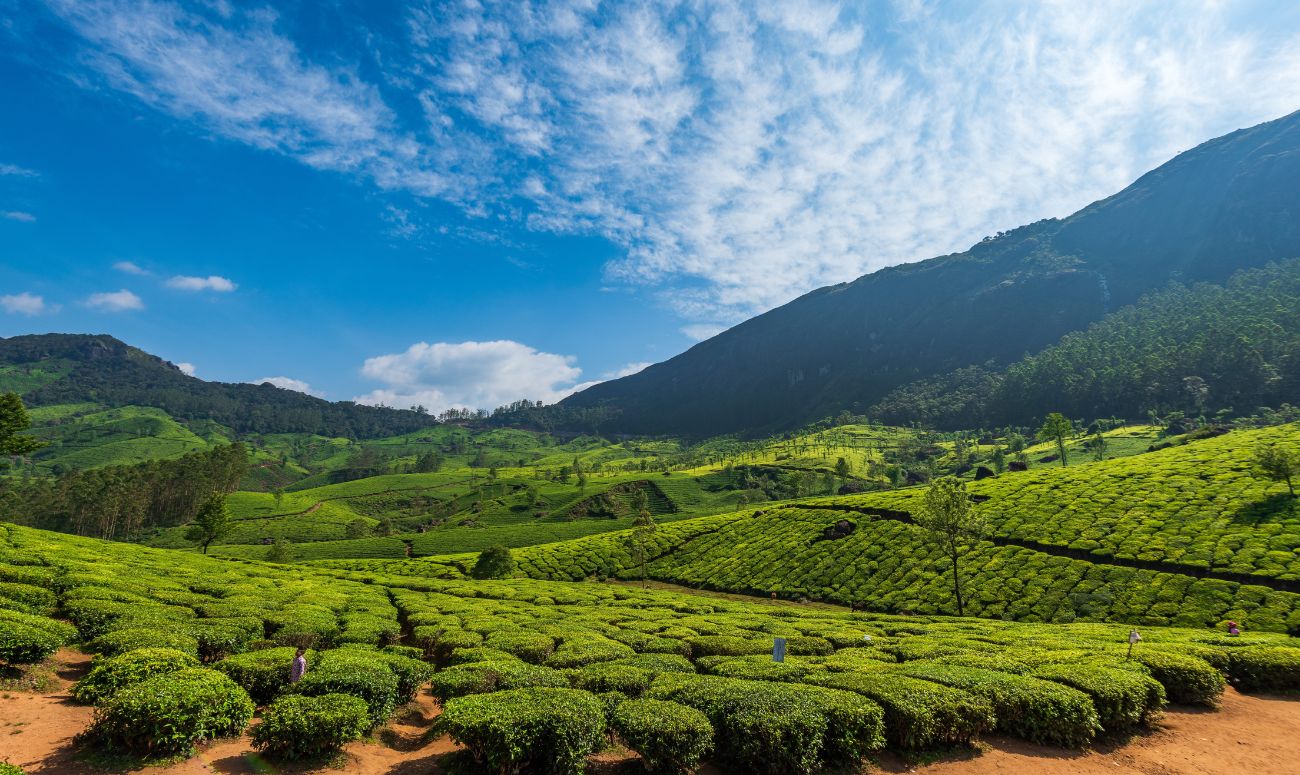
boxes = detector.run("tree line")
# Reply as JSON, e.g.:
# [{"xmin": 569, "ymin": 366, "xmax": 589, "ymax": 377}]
[{"xmin": 1, "ymin": 443, "xmax": 248, "ymax": 539}]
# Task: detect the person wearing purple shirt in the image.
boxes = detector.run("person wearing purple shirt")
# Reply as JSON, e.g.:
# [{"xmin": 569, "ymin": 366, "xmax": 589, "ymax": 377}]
[{"xmin": 289, "ymin": 647, "xmax": 307, "ymax": 683}]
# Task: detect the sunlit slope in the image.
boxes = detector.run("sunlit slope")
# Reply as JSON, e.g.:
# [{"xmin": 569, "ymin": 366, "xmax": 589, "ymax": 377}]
[{"xmin": 326, "ymin": 425, "xmax": 1300, "ymax": 632}]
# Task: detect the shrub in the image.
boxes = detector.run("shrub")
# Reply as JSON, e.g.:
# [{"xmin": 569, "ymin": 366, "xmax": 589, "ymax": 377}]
[
  {"xmin": 287, "ymin": 661, "xmax": 399, "ymax": 727},
  {"xmin": 214, "ymin": 647, "xmax": 313, "ymax": 704},
  {"xmin": 1030, "ymin": 664, "xmax": 1165, "ymax": 730},
  {"xmin": 87, "ymin": 668, "xmax": 254, "ymax": 756},
  {"xmin": 0, "ymin": 608, "xmax": 78, "ymax": 642},
  {"xmin": 439, "ymin": 687, "xmax": 606, "ymax": 775},
  {"xmin": 897, "ymin": 663, "xmax": 1101, "ymax": 747},
  {"xmin": 810, "ymin": 671, "xmax": 995, "ymax": 749},
  {"xmin": 647, "ymin": 673, "xmax": 884, "ymax": 774},
  {"xmin": 0, "ymin": 620, "xmax": 64, "ymax": 665},
  {"xmin": 73, "ymin": 648, "xmax": 201, "ymax": 704},
  {"xmin": 570, "ymin": 662, "xmax": 654, "ymax": 696},
  {"xmin": 429, "ymin": 660, "xmax": 568, "ymax": 702},
  {"xmin": 382, "ymin": 644, "xmax": 425, "ymax": 661},
  {"xmin": 324, "ymin": 647, "xmax": 433, "ymax": 703},
  {"xmin": 1227, "ymin": 646, "xmax": 1300, "ymax": 692},
  {"xmin": 686, "ymin": 636, "xmax": 770, "ymax": 658},
  {"xmin": 88, "ymin": 627, "xmax": 200, "ymax": 658},
  {"xmin": 0, "ymin": 762, "xmax": 24, "ymax": 775},
  {"xmin": 484, "ymin": 630, "xmax": 556, "ymax": 663},
  {"xmin": 1133, "ymin": 651, "xmax": 1225, "ymax": 706},
  {"xmin": 613, "ymin": 699, "xmax": 713, "ymax": 775},
  {"xmin": 545, "ymin": 637, "xmax": 637, "ymax": 669},
  {"xmin": 0, "ymin": 582, "xmax": 57, "ymax": 615},
  {"xmin": 252, "ymin": 693, "xmax": 371, "ymax": 760}
]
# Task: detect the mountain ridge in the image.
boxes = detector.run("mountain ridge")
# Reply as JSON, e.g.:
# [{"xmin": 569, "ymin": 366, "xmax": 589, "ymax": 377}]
[{"xmin": 561, "ymin": 109, "xmax": 1300, "ymax": 436}]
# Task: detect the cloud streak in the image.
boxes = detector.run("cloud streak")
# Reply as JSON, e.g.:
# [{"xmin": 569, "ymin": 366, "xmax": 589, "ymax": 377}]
[
  {"xmin": 41, "ymin": 0, "xmax": 1300, "ymax": 327},
  {"xmin": 1, "ymin": 292, "xmax": 47, "ymax": 316},
  {"xmin": 167, "ymin": 274, "xmax": 237, "ymax": 292},
  {"xmin": 253, "ymin": 376, "xmax": 323, "ymax": 397},
  {"xmin": 85, "ymin": 289, "xmax": 144, "ymax": 311}
]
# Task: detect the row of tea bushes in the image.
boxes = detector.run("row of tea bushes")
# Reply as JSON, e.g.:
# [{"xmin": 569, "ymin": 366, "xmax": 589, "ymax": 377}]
[{"xmin": 837, "ymin": 422, "xmax": 1300, "ymax": 580}]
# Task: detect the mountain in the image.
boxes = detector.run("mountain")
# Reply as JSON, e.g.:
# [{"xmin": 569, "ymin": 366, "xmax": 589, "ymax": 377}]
[
  {"xmin": 562, "ymin": 110, "xmax": 1300, "ymax": 435},
  {"xmin": 0, "ymin": 333, "xmax": 438, "ymax": 438}
]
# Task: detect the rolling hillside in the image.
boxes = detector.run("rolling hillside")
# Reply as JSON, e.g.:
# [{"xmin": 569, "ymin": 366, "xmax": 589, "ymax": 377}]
[
  {"xmin": 320, "ymin": 423, "xmax": 1300, "ymax": 633},
  {"xmin": 561, "ymin": 110, "xmax": 1300, "ymax": 436}
]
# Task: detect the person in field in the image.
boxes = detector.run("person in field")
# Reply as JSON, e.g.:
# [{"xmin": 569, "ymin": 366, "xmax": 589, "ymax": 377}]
[
  {"xmin": 289, "ymin": 647, "xmax": 308, "ymax": 683},
  {"xmin": 1227, "ymin": 620, "xmax": 1241, "ymax": 636}
]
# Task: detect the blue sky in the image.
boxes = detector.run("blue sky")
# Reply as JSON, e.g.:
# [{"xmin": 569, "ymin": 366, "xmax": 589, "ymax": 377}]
[{"xmin": 3, "ymin": 0, "xmax": 1300, "ymax": 412}]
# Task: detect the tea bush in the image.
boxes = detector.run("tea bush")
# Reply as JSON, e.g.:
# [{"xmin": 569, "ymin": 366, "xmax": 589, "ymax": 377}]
[
  {"xmin": 429, "ymin": 659, "xmax": 568, "ymax": 702},
  {"xmin": 1132, "ymin": 651, "xmax": 1225, "ymax": 706},
  {"xmin": 73, "ymin": 648, "xmax": 201, "ymax": 704},
  {"xmin": 251, "ymin": 693, "xmax": 371, "ymax": 760},
  {"xmin": 1227, "ymin": 646, "xmax": 1300, "ymax": 692},
  {"xmin": 809, "ymin": 671, "xmax": 995, "ymax": 749},
  {"xmin": 286, "ymin": 659, "xmax": 399, "ymax": 727},
  {"xmin": 613, "ymin": 698, "xmax": 713, "ymax": 775},
  {"xmin": 439, "ymin": 687, "xmax": 607, "ymax": 775},
  {"xmin": 214, "ymin": 647, "xmax": 312, "ymax": 704},
  {"xmin": 87, "ymin": 668, "xmax": 254, "ymax": 755}
]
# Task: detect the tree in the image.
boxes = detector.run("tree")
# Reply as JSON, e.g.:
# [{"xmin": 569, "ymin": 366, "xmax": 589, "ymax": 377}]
[
  {"xmin": 834, "ymin": 457, "xmax": 851, "ymax": 480},
  {"xmin": 990, "ymin": 446, "xmax": 1007, "ymax": 473},
  {"xmin": 915, "ymin": 477, "xmax": 985, "ymax": 616},
  {"xmin": 626, "ymin": 509, "xmax": 658, "ymax": 588},
  {"xmin": 1038, "ymin": 413, "xmax": 1073, "ymax": 468},
  {"xmin": 185, "ymin": 493, "xmax": 233, "ymax": 554},
  {"xmin": 374, "ymin": 517, "xmax": 394, "ymax": 537},
  {"xmin": 0, "ymin": 392, "xmax": 45, "ymax": 457},
  {"xmin": 266, "ymin": 538, "xmax": 295, "ymax": 563},
  {"xmin": 272, "ymin": 487, "xmax": 285, "ymax": 510},
  {"xmin": 1253, "ymin": 442, "xmax": 1299, "ymax": 497},
  {"xmin": 1087, "ymin": 431, "xmax": 1108, "ymax": 462},
  {"xmin": 472, "ymin": 544, "xmax": 514, "ymax": 579},
  {"xmin": 345, "ymin": 518, "xmax": 371, "ymax": 538}
]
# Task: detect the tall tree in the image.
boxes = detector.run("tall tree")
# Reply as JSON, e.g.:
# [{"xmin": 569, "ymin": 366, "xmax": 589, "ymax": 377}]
[
  {"xmin": 0, "ymin": 392, "xmax": 45, "ymax": 457},
  {"xmin": 1038, "ymin": 413, "xmax": 1074, "ymax": 468},
  {"xmin": 185, "ymin": 493, "xmax": 233, "ymax": 554},
  {"xmin": 1253, "ymin": 442, "xmax": 1299, "ymax": 497},
  {"xmin": 626, "ymin": 508, "xmax": 658, "ymax": 588},
  {"xmin": 915, "ymin": 477, "xmax": 985, "ymax": 616},
  {"xmin": 472, "ymin": 545, "xmax": 514, "ymax": 579}
]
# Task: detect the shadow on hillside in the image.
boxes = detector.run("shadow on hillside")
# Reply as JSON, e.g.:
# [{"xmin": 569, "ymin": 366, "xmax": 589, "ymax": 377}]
[
  {"xmin": 384, "ymin": 750, "xmax": 459, "ymax": 774},
  {"xmin": 1230, "ymin": 493, "xmax": 1297, "ymax": 525}
]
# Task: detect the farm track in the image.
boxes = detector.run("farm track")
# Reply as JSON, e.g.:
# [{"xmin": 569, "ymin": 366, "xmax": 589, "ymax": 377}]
[{"xmin": 793, "ymin": 503, "xmax": 1300, "ymax": 594}]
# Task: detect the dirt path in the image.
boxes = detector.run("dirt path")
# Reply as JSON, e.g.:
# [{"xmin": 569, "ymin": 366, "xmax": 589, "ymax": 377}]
[{"xmin": 4, "ymin": 651, "xmax": 1299, "ymax": 774}]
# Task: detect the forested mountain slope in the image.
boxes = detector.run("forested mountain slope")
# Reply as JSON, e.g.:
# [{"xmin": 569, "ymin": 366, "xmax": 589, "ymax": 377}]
[
  {"xmin": 869, "ymin": 260, "xmax": 1300, "ymax": 427},
  {"xmin": 562, "ymin": 110, "xmax": 1300, "ymax": 436},
  {"xmin": 0, "ymin": 333, "xmax": 437, "ymax": 438}
]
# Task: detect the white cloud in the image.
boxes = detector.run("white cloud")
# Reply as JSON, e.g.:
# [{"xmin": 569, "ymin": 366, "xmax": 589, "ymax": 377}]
[
  {"xmin": 0, "ymin": 163, "xmax": 38, "ymax": 177},
  {"xmin": 166, "ymin": 274, "xmax": 237, "ymax": 292},
  {"xmin": 0, "ymin": 292, "xmax": 46, "ymax": 316},
  {"xmin": 85, "ymin": 289, "xmax": 144, "ymax": 311},
  {"xmin": 114, "ymin": 260, "xmax": 150, "ymax": 275},
  {"xmin": 680, "ymin": 324, "xmax": 727, "ymax": 342},
  {"xmin": 568, "ymin": 361, "xmax": 654, "ymax": 394},
  {"xmin": 45, "ymin": 0, "xmax": 1300, "ymax": 328},
  {"xmin": 252, "ymin": 376, "xmax": 323, "ymax": 397},
  {"xmin": 355, "ymin": 340, "xmax": 584, "ymax": 411},
  {"xmin": 2, "ymin": 211, "xmax": 36, "ymax": 222},
  {"xmin": 176, "ymin": 362, "xmax": 196, "ymax": 376}
]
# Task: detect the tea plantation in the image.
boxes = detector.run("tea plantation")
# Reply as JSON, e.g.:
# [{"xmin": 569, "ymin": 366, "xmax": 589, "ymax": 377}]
[{"xmin": 4, "ymin": 507, "xmax": 1300, "ymax": 772}]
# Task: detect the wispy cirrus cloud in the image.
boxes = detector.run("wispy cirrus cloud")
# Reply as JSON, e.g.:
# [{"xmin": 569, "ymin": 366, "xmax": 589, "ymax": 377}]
[
  {"xmin": 85, "ymin": 288, "xmax": 144, "ymax": 311},
  {"xmin": 0, "ymin": 163, "xmax": 39, "ymax": 177},
  {"xmin": 166, "ymin": 274, "xmax": 237, "ymax": 292},
  {"xmin": 2, "ymin": 211, "xmax": 36, "ymax": 222},
  {"xmin": 40, "ymin": 0, "xmax": 1300, "ymax": 328},
  {"xmin": 114, "ymin": 260, "xmax": 150, "ymax": 275}
]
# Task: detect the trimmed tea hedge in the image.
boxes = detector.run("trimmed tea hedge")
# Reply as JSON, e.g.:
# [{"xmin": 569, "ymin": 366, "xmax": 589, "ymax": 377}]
[
  {"xmin": 252, "ymin": 693, "xmax": 371, "ymax": 760},
  {"xmin": 613, "ymin": 698, "xmax": 714, "ymax": 775},
  {"xmin": 439, "ymin": 687, "xmax": 607, "ymax": 775},
  {"xmin": 87, "ymin": 668, "xmax": 254, "ymax": 755},
  {"xmin": 73, "ymin": 648, "xmax": 201, "ymax": 704}
]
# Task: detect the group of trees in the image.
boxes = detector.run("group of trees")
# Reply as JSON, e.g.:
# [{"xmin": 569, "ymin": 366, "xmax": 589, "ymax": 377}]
[
  {"xmin": 1, "ymin": 442, "xmax": 248, "ymax": 539},
  {"xmin": 870, "ymin": 262, "xmax": 1300, "ymax": 429}
]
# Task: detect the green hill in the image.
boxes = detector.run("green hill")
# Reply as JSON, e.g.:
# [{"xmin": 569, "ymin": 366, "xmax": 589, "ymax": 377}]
[{"xmin": 318, "ymin": 423, "xmax": 1300, "ymax": 634}]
